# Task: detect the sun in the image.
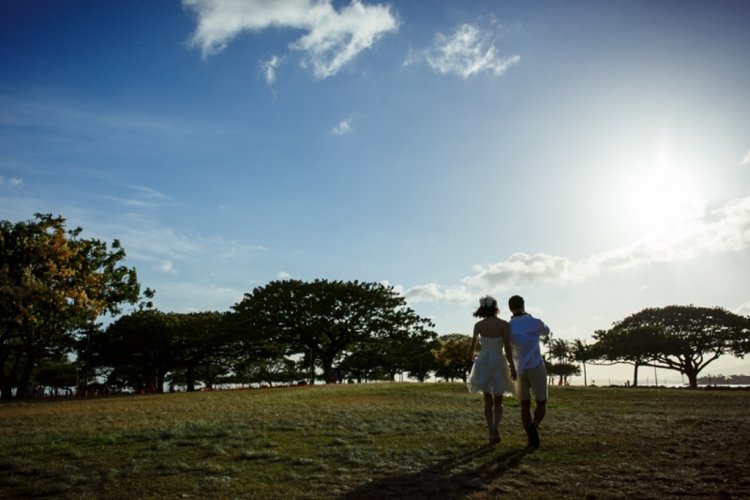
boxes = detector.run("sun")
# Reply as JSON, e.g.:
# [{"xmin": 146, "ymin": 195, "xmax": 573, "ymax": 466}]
[{"xmin": 618, "ymin": 143, "xmax": 706, "ymax": 243}]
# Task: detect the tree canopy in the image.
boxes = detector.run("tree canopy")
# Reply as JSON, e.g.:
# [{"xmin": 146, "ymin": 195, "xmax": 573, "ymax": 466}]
[
  {"xmin": 590, "ymin": 305, "xmax": 750, "ymax": 388},
  {"xmin": 1, "ymin": 214, "xmax": 146, "ymax": 399},
  {"xmin": 231, "ymin": 279, "xmax": 435, "ymax": 384},
  {"xmin": 432, "ymin": 333, "xmax": 472, "ymax": 382}
]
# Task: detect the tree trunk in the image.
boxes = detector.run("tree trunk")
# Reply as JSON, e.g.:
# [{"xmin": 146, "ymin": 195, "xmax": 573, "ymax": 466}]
[
  {"xmin": 686, "ymin": 370, "xmax": 698, "ymax": 389},
  {"xmin": 0, "ymin": 372, "xmax": 13, "ymax": 401},
  {"xmin": 632, "ymin": 363, "xmax": 639, "ymax": 387},
  {"xmin": 583, "ymin": 362, "xmax": 587, "ymax": 387},
  {"xmin": 320, "ymin": 352, "xmax": 336, "ymax": 384},
  {"xmin": 186, "ymin": 365, "xmax": 196, "ymax": 392},
  {"xmin": 322, "ymin": 363, "xmax": 334, "ymax": 384},
  {"xmin": 0, "ymin": 354, "xmax": 14, "ymax": 401},
  {"xmin": 15, "ymin": 354, "xmax": 36, "ymax": 399}
]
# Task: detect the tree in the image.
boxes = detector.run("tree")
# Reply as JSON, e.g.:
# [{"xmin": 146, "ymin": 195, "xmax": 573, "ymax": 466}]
[
  {"xmin": 589, "ymin": 326, "xmax": 670, "ymax": 387},
  {"xmin": 94, "ymin": 310, "xmax": 178, "ymax": 393},
  {"xmin": 594, "ymin": 306, "xmax": 750, "ymax": 389},
  {"xmin": 339, "ymin": 325, "xmax": 438, "ymax": 382},
  {"xmin": 402, "ymin": 336, "xmax": 439, "ymax": 382},
  {"xmin": 571, "ymin": 338, "xmax": 590, "ymax": 387},
  {"xmin": 232, "ymin": 280, "xmax": 434, "ymax": 384},
  {"xmin": 337, "ymin": 341, "xmax": 390, "ymax": 383},
  {"xmin": 0, "ymin": 214, "xmax": 145, "ymax": 400},
  {"xmin": 433, "ymin": 333, "xmax": 472, "ymax": 382},
  {"xmin": 548, "ymin": 338, "xmax": 572, "ymax": 385},
  {"xmin": 171, "ymin": 311, "xmax": 232, "ymax": 392},
  {"xmin": 31, "ymin": 355, "xmax": 78, "ymax": 396},
  {"xmin": 547, "ymin": 361, "xmax": 580, "ymax": 385}
]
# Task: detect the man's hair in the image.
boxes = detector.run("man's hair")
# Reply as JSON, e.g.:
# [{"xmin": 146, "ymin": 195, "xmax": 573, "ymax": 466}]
[{"xmin": 508, "ymin": 295, "xmax": 525, "ymax": 311}]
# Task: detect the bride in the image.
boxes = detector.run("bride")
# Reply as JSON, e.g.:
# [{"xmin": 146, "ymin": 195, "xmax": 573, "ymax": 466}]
[{"xmin": 467, "ymin": 296, "xmax": 517, "ymax": 445}]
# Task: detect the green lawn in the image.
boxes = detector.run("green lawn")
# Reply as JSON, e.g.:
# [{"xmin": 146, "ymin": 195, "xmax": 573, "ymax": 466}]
[{"xmin": 1, "ymin": 383, "xmax": 748, "ymax": 498}]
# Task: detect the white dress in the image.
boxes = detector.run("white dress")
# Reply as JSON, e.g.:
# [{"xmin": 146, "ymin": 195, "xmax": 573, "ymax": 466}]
[{"xmin": 467, "ymin": 336, "xmax": 515, "ymax": 396}]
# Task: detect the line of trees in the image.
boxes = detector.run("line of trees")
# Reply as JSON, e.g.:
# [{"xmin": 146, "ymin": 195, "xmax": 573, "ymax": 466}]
[
  {"xmin": 4, "ymin": 215, "xmax": 749, "ymax": 398},
  {"xmin": 2, "ymin": 215, "xmax": 472, "ymax": 398},
  {"xmin": 82, "ymin": 279, "xmax": 443, "ymax": 393}
]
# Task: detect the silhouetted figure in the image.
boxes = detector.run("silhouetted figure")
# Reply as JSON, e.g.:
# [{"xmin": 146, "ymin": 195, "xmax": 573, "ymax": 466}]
[
  {"xmin": 467, "ymin": 296, "xmax": 516, "ymax": 446},
  {"xmin": 508, "ymin": 295, "xmax": 551, "ymax": 449}
]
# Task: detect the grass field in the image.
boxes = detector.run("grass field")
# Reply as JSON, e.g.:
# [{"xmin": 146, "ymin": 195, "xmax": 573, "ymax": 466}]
[{"xmin": 1, "ymin": 383, "xmax": 748, "ymax": 499}]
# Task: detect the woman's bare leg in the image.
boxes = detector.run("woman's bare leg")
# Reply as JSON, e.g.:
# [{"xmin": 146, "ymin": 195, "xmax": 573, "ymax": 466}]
[{"xmin": 483, "ymin": 393, "xmax": 494, "ymax": 442}]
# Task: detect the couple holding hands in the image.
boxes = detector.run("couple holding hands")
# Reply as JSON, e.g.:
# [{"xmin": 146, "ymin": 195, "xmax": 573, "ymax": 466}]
[{"xmin": 468, "ymin": 295, "xmax": 550, "ymax": 448}]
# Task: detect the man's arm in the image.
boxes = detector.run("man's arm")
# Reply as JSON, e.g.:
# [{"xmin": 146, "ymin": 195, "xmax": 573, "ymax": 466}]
[{"xmin": 538, "ymin": 319, "xmax": 551, "ymax": 340}]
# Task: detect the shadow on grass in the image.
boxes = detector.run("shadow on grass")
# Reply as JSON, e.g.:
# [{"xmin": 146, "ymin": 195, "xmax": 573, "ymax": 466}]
[{"xmin": 339, "ymin": 445, "xmax": 531, "ymax": 499}]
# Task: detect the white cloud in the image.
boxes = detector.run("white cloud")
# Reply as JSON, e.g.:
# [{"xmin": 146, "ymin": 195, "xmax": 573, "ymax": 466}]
[
  {"xmin": 332, "ymin": 115, "xmax": 354, "ymax": 135},
  {"xmin": 403, "ymin": 283, "xmax": 473, "ymax": 304},
  {"xmin": 404, "ymin": 195, "xmax": 750, "ymax": 303},
  {"xmin": 0, "ymin": 176, "xmax": 24, "ymax": 188},
  {"xmin": 261, "ymin": 55, "xmax": 283, "ymax": 88},
  {"xmin": 183, "ymin": 0, "xmax": 399, "ymax": 79},
  {"xmin": 741, "ymin": 149, "xmax": 750, "ymax": 166},
  {"xmin": 158, "ymin": 260, "xmax": 176, "ymax": 274},
  {"xmin": 736, "ymin": 301, "xmax": 750, "ymax": 317},
  {"xmin": 277, "ymin": 271, "xmax": 292, "ymax": 280},
  {"xmin": 422, "ymin": 23, "xmax": 520, "ymax": 79}
]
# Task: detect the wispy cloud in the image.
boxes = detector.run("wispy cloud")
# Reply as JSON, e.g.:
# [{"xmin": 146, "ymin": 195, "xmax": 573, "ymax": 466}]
[
  {"xmin": 741, "ymin": 149, "xmax": 750, "ymax": 166},
  {"xmin": 402, "ymin": 195, "xmax": 750, "ymax": 304},
  {"xmin": 113, "ymin": 221, "xmax": 269, "ymax": 264},
  {"xmin": 261, "ymin": 55, "xmax": 283, "ymax": 89},
  {"xmin": 158, "ymin": 260, "xmax": 176, "ymax": 274},
  {"xmin": 96, "ymin": 184, "xmax": 172, "ymax": 210},
  {"xmin": 0, "ymin": 176, "xmax": 24, "ymax": 188},
  {"xmin": 332, "ymin": 115, "xmax": 355, "ymax": 136},
  {"xmin": 412, "ymin": 23, "xmax": 520, "ymax": 79},
  {"xmin": 277, "ymin": 271, "xmax": 292, "ymax": 280},
  {"xmin": 0, "ymin": 93, "xmax": 215, "ymax": 153},
  {"xmin": 183, "ymin": 0, "xmax": 399, "ymax": 79}
]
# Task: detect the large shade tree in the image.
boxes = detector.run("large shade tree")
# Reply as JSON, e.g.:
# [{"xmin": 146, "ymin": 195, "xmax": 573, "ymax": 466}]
[
  {"xmin": 0, "ymin": 214, "xmax": 146, "ymax": 400},
  {"xmin": 589, "ymin": 325, "xmax": 671, "ymax": 387},
  {"xmin": 592, "ymin": 306, "xmax": 750, "ymax": 389},
  {"xmin": 232, "ymin": 279, "xmax": 435, "ymax": 384}
]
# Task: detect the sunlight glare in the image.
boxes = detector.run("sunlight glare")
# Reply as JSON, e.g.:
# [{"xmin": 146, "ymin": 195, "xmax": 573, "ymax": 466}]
[{"xmin": 620, "ymin": 142, "xmax": 706, "ymax": 243}]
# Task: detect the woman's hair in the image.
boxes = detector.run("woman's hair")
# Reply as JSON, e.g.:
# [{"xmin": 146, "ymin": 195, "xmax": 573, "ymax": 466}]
[{"xmin": 473, "ymin": 296, "xmax": 499, "ymax": 318}]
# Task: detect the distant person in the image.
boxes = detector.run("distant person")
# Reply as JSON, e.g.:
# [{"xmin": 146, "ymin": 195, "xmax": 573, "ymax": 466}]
[
  {"xmin": 467, "ymin": 296, "xmax": 517, "ymax": 445},
  {"xmin": 507, "ymin": 295, "xmax": 550, "ymax": 449}
]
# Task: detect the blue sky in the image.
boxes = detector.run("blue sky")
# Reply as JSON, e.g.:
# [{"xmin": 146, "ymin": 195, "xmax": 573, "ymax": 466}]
[{"xmin": 2, "ymin": 0, "xmax": 750, "ymax": 383}]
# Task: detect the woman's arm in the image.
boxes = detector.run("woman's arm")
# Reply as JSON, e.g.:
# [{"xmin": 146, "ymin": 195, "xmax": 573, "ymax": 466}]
[
  {"xmin": 469, "ymin": 324, "xmax": 479, "ymax": 361},
  {"xmin": 503, "ymin": 322, "xmax": 517, "ymax": 380}
]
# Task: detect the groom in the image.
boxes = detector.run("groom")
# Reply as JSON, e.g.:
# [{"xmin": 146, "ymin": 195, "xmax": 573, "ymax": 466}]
[{"xmin": 507, "ymin": 295, "xmax": 550, "ymax": 449}]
